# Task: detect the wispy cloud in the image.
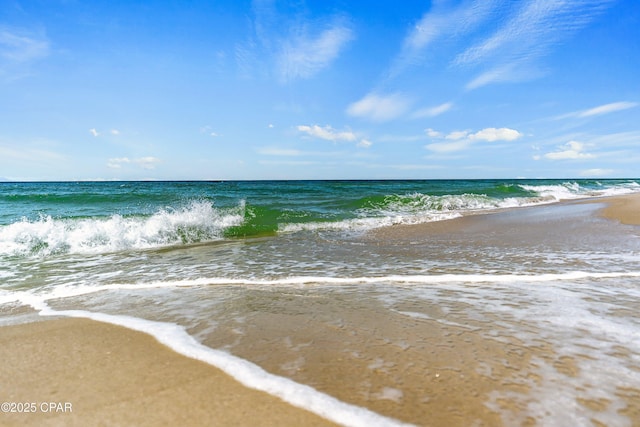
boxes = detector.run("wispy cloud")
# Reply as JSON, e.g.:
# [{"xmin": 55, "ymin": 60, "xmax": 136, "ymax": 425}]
[
  {"xmin": 346, "ymin": 92, "xmax": 412, "ymax": 122},
  {"xmin": 0, "ymin": 28, "xmax": 49, "ymax": 62},
  {"xmin": 297, "ymin": 124, "xmax": 357, "ymax": 142},
  {"xmin": 357, "ymin": 139, "xmax": 372, "ymax": 148},
  {"xmin": 0, "ymin": 145, "xmax": 65, "ymax": 163},
  {"xmin": 425, "ymin": 127, "xmax": 523, "ymax": 153},
  {"xmin": 90, "ymin": 128, "xmax": 122, "ymax": 137},
  {"xmin": 411, "ymin": 102, "xmax": 454, "ymax": 119},
  {"xmin": 455, "ymin": 0, "xmax": 616, "ymax": 88},
  {"xmin": 0, "ymin": 27, "xmax": 50, "ymax": 80},
  {"xmin": 107, "ymin": 157, "xmax": 161, "ymax": 170},
  {"xmin": 557, "ymin": 101, "xmax": 639, "ymax": 119},
  {"xmin": 393, "ymin": 0, "xmax": 500, "ymax": 75},
  {"xmin": 241, "ymin": 2, "xmax": 353, "ymax": 83},
  {"xmin": 392, "ymin": 0, "xmax": 616, "ymax": 89},
  {"xmin": 278, "ymin": 23, "xmax": 353, "ymax": 82},
  {"xmin": 542, "ymin": 141, "xmax": 595, "ymax": 160}
]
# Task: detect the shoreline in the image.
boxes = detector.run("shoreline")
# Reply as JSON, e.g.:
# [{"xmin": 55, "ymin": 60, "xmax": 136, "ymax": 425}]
[
  {"xmin": 370, "ymin": 192, "xmax": 640, "ymax": 240},
  {"xmin": 1, "ymin": 192, "xmax": 638, "ymax": 426},
  {"xmin": 0, "ymin": 317, "xmax": 337, "ymax": 427}
]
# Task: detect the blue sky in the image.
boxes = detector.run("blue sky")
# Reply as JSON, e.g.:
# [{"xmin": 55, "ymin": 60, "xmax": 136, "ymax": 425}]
[{"xmin": 1, "ymin": 0, "xmax": 638, "ymax": 180}]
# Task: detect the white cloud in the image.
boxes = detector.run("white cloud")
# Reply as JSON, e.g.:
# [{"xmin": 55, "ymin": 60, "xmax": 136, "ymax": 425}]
[
  {"xmin": 110, "ymin": 129, "xmax": 120, "ymax": 136},
  {"xmin": 239, "ymin": 3, "xmax": 354, "ymax": 83},
  {"xmin": 394, "ymin": 0, "xmax": 499, "ymax": 74},
  {"xmin": 107, "ymin": 157, "xmax": 161, "ymax": 170},
  {"xmin": 357, "ymin": 139, "xmax": 372, "ymax": 148},
  {"xmin": 89, "ymin": 128, "xmax": 99, "ymax": 137},
  {"xmin": 464, "ymin": 63, "xmax": 540, "ymax": 90},
  {"xmin": 425, "ymin": 128, "xmax": 443, "ymax": 138},
  {"xmin": 411, "ymin": 102, "xmax": 453, "ymax": 118},
  {"xmin": 445, "ymin": 130, "xmax": 470, "ymax": 140},
  {"xmin": 297, "ymin": 125, "xmax": 356, "ymax": 142},
  {"xmin": 425, "ymin": 126, "xmax": 522, "ymax": 153},
  {"xmin": 563, "ymin": 101, "xmax": 639, "ymax": 118},
  {"xmin": 456, "ymin": 0, "xmax": 614, "ymax": 66},
  {"xmin": 470, "ymin": 127, "xmax": 522, "ymax": 142},
  {"xmin": 346, "ymin": 93, "xmax": 412, "ymax": 122},
  {"xmin": 544, "ymin": 141, "xmax": 595, "ymax": 160},
  {"xmin": 107, "ymin": 157, "xmax": 130, "ymax": 169},
  {"xmin": 455, "ymin": 0, "xmax": 616, "ymax": 89},
  {"xmin": 278, "ymin": 23, "xmax": 353, "ymax": 82}
]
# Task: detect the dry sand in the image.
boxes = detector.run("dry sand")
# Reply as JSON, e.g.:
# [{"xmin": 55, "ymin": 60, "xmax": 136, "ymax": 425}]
[{"xmin": 0, "ymin": 317, "xmax": 337, "ymax": 427}]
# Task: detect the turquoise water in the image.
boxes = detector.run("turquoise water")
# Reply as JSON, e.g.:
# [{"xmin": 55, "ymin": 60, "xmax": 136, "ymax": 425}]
[
  {"xmin": 1, "ymin": 179, "xmax": 640, "ymax": 426},
  {"xmin": 1, "ymin": 179, "xmax": 638, "ymax": 256}
]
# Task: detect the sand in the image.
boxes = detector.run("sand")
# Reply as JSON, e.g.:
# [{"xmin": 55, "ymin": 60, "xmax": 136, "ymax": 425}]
[
  {"xmin": 596, "ymin": 193, "xmax": 640, "ymax": 225},
  {"xmin": 0, "ymin": 317, "xmax": 337, "ymax": 427}
]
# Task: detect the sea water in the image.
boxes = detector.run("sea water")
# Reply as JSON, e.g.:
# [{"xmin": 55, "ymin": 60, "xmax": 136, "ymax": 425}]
[{"xmin": 1, "ymin": 179, "xmax": 640, "ymax": 426}]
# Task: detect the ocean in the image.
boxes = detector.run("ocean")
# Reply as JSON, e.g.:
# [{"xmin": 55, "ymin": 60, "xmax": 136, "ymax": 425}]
[{"xmin": 1, "ymin": 179, "xmax": 640, "ymax": 426}]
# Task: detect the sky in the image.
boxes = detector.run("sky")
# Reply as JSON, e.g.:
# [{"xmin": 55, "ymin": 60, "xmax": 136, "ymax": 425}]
[{"xmin": 1, "ymin": 0, "xmax": 639, "ymax": 181}]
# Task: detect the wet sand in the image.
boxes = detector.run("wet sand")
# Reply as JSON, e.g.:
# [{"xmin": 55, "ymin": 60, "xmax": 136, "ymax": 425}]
[
  {"xmin": 597, "ymin": 193, "xmax": 640, "ymax": 225},
  {"xmin": 0, "ymin": 317, "xmax": 336, "ymax": 427}
]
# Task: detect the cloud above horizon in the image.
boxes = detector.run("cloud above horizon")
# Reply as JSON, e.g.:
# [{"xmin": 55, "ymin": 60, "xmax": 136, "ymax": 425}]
[
  {"xmin": 542, "ymin": 141, "xmax": 595, "ymax": 160},
  {"xmin": 411, "ymin": 102, "xmax": 454, "ymax": 119},
  {"xmin": 297, "ymin": 124, "xmax": 357, "ymax": 142},
  {"xmin": 390, "ymin": 0, "xmax": 617, "ymax": 90},
  {"xmin": 346, "ymin": 93, "xmax": 412, "ymax": 122},
  {"xmin": 107, "ymin": 157, "xmax": 161, "ymax": 170},
  {"xmin": 558, "ymin": 101, "xmax": 639, "ymax": 119},
  {"xmin": 277, "ymin": 23, "xmax": 353, "ymax": 83},
  {"xmin": 241, "ymin": 2, "xmax": 353, "ymax": 83},
  {"xmin": 425, "ymin": 127, "xmax": 523, "ymax": 153}
]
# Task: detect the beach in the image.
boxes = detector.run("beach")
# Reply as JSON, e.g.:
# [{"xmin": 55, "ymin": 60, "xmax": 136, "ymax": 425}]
[
  {"xmin": 0, "ymin": 317, "xmax": 337, "ymax": 427},
  {"xmin": 0, "ymin": 182, "xmax": 640, "ymax": 426},
  {"xmin": 598, "ymin": 193, "xmax": 640, "ymax": 225}
]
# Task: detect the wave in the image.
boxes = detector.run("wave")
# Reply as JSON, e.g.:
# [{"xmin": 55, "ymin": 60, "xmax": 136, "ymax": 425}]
[
  {"xmin": 2, "ymin": 180, "xmax": 639, "ymax": 258},
  {"xmin": 519, "ymin": 180, "xmax": 640, "ymax": 201},
  {"xmin": 0, "ymin": 200, "xmax": 245, "ymax": 257}
]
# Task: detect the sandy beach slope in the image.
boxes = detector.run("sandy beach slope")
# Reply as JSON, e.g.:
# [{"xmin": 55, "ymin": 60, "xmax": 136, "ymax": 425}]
[
  {"xmin": 597, "ymin": 193, "xmax": 640, "ymax": 225},
  {"xmin": 0, "ymin": 318, "xmax": 337, "ymax": 427}
]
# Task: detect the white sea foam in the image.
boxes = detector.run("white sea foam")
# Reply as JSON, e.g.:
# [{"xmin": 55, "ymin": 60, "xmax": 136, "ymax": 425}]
[
  {"xmin": 520, "ymin": 181, "xmax": 640, "ymax": 201},
  {"xmin": 280, "ymin": 212, "xmax": 462, "ymax": 233},
  {"xmin": 0, "ymin": 201, "xmax": 244, "ymax": 257},
  {"xmin": 25, "ymin": 300, "xmax": 412, "ymax": 427},
  {"xmin": 3, "ymin": 271, "xmax": 640, "ymax": 307}
]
